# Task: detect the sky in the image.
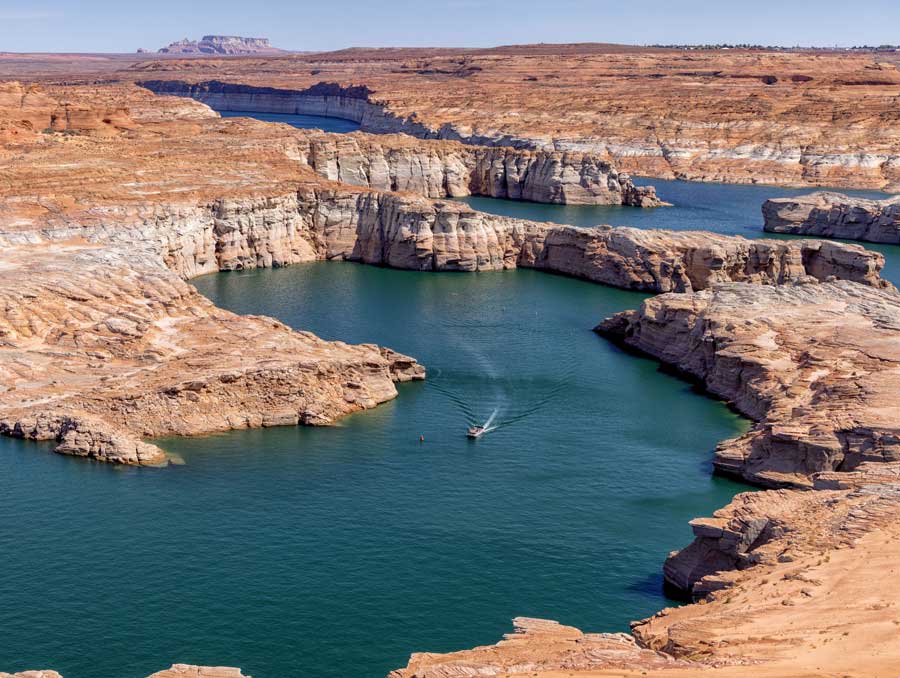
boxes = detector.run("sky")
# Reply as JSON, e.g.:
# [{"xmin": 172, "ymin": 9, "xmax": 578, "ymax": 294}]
[{"xmin": 1, "ymin": 0, "xmax": 899, "ymax": 53}]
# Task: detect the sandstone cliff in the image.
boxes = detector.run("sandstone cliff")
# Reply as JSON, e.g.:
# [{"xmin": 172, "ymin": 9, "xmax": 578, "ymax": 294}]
[
  {"xmin": 292, "ymin": 131, "xmax": 662, "ymax": 206},
  {"xmin": 138, "ymin": 80, "xmax": 662, "ymax": 207},
  {"xmin": 597, "ymin": 281, "xmax": 900, "ymax": 491},
  {"xmin": 390, "ymin": 462, "xmax": 900, "ymax": 677},
  {"xmin": 763, "ymin": 191, "xmax": 900, "ymax": 244},
  {"xmin": 290, "ymin": 188, "xmax": 887, "ymax": 290}
]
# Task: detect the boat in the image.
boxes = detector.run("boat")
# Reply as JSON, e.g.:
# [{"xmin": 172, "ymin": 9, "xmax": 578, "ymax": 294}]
[{"xmin": 467, "ymin": 426, "xmax": 486, "ymax": 439}]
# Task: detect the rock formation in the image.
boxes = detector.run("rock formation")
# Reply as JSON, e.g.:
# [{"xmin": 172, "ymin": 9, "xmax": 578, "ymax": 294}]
[
  {"xmin": 1, "ymin": 667, "xmax": 250, "ymax": 678},
  {"xmin": 393, "ymin": 464, "xmax": 900, "ymax": 677},
  {"xmin": 597, "ymin": 281, "xmax": 900, "ymax": 489},
  {"xmin": 0, "ymin": 83, "xmax": 890, "ymax": 467},
  {"xmin": 291, "ymin": 131, "xmax": 662, "ymax": 206},
  {"xmin": 5, "ymin": 75, "xmax": 900, "ymax": 678},
  {"xmin": 290, "ymin": 188, "xmax": 887, "ymax": 291},
  {"xmin": 763, "ymin": 191, "xmax": 900, "ymax": 244},
  {"xmin": 388, "ymin": 617, "xmax": 693, "ymax": 678},
  {"xmin": 139, "ymin": 80, "xmax": 662, "ymax": 207},
  {"xmin": 147, "ymin": 666, "xmax": 251, "ymax": 678},
  {"xmin": 158, "ymin": 36, "xmax": 285, "ymax": 56}
]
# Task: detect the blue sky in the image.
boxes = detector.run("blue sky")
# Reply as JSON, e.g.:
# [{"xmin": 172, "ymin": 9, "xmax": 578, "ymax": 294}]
[{"xmin": 1, "ymin": 0, "xmax": 899, "ymax": 53}]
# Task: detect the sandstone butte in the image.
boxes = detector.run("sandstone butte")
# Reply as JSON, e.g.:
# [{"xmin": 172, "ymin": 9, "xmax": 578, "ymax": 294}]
[
  {"xmin": 764, "ymin": 190, "xmax": 900, "ymax": 244},
  {"xmin": 2, "ymin": 45, "xmax": 900, "ymax": 678}
]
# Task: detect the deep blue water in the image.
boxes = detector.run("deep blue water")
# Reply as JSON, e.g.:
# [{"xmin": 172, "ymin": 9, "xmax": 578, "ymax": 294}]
[
  {"xmin": 0, "ymin": 265, "xmax": 748, "ymax": 678},
  {"xmin": 460, "ymin": 178, "xmax": 900, "ymax": 285},
  {"xmin": 218, "ymin": 110, "xmax": 361, "ymax": 133}
]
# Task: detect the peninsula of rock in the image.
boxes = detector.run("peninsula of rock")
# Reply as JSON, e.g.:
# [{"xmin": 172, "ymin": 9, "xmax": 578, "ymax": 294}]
[{"xmin": 764, "ymin": 191, "xmax": 900, "ymax": 244}]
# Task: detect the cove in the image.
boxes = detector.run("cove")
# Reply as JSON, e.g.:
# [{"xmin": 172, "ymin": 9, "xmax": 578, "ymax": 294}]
[
  {"xmin": 0, "ymin": 263, "xmax": 748, "ymax": 678},
  {"xmin": 218, "ymin": 110, "xmax": 361, "ymax": 133}
]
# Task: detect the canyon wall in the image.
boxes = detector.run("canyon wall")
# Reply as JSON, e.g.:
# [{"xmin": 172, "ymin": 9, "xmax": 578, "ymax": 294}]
[
  {"xmin": 291, "ymin": 132, "xmax": 662, "ymax": 206},
  {"xmin": 138, "ymin": 80, "xmax": 662, "ymax": 206},
  {"xmin": 764, "ymin": 191, "xmax": 900, "ymax": 244},
  {"xmin": 597, "ymin": 280, "xmax": 900, "ymax": 491},
  {"xmin": 109, "ymin": 187, "xmax": 886, "ymax": 293},
  {"xmin": 134, "ymin": 69, "xmax": 900, "ymax": 191}
]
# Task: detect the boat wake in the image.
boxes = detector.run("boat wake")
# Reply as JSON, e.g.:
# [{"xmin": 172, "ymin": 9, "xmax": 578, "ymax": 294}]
[{"xmin": 428, "ymin": 314, "xmax": 577, "ymax": 440}]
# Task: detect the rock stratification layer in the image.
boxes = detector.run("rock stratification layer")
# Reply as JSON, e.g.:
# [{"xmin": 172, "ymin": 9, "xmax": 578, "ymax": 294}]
[
  {"xmin": 139, "ymin": 80, "xmax": 662, "ymax": 207},
  {"xmin": 763, "ymin": 191, "xmax": 900, "ymax": 244},
  {"xmin": 290, "ymin": 130, "xmax": 662, "ymax": 206},
  {"xmin": 114, "ymin": 46, "xmax": 900, "ymax": 190},
  {"xmin": 5, "ymin": 75, "xmax": 900, "ymax": 678}
]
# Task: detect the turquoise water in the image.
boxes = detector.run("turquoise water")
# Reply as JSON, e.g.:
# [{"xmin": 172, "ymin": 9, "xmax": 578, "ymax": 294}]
[
  {"xmin": 1, "ymin": 264, "xmax": 749, "ymax": 678},
  {"xmin": 460, "ymin": 178, "xmax": 900, "ymax": 285},
  {"xmin": 218, "ymin": 110, "xmax": 361, "ymax": 133}
]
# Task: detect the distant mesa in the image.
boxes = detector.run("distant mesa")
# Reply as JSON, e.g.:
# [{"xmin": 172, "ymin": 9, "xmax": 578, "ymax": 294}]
[{"xmin": 155, "ymin": 35, "xmax": 287, "ymax": 55}]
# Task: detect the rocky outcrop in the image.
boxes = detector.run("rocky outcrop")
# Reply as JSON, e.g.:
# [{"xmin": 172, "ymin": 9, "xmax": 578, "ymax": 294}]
[
  {"xmin": 281, "ymin": 188, "xmax": 890, "ymax": 291},
  {"xmin": 392, "ymin": 466, "xmax": 900, "ymax": 677},
  {"xmin": 158, "ymin": 36, "xmax": 285, "ymax": 55},
  {"xmin": 660, "ymin": 470, "xmax": 900, "ymax": 601},
  {"xmin": 292, "ymin": 132, "xmax": 662, "ymax": 206},
  {"xmin": 0, "ymin": 82, "xmax": 134, "ymax": 140},
  {"xmin": 138, "ymin": 80, "xmax": 662, "ymax": 206},
  {"xmin": 147, "ymin": 666, "xmax": 251, "ymax": 678},
  {"xmin": 126, "ymin": 47, "xmax": 900, "ymax": 190},
  {"xmin": 597, "ymin": 281, "xmax": 900, "ymax": 490},
  {"xmin": 90, "ymin": 187, "xmax": 884, "ymax": 292},
  {"xmin": 388, "ymin": 617, "xmax": 693, "ymax": 678},
  {"xmin": 1, "ymin": 666, "xmax": 251, "ymax": 678},
  {"xmin": 763, "ymin": 191, "xmax": 900, "ymax": 244}
]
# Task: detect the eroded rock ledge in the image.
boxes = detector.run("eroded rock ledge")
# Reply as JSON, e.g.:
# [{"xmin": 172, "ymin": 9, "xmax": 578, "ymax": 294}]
[
  {"xmin": 0, "ymin": 238, "xmax": 423, "ymax": 466},
  {"xmin": 138, "ymin": 80, "xmax": 662, "ymax": 206},
  {"xmin": 291, "ymin": 131, "xmax": 662, "ymax": 206},
  {"xmin": 2, "ymin": 666, "xmax": 250, "ymax": 678},
  {"xmin": 597, "ymin": 281, "xmax": 900, "ymax": 489},
  {"xmin": 155, "ymin": 187, "xmax": 890, "ymax": 292},
  {"xmin": 763, "ymin": 191, "xmax": 900, "ymax": 244}
]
